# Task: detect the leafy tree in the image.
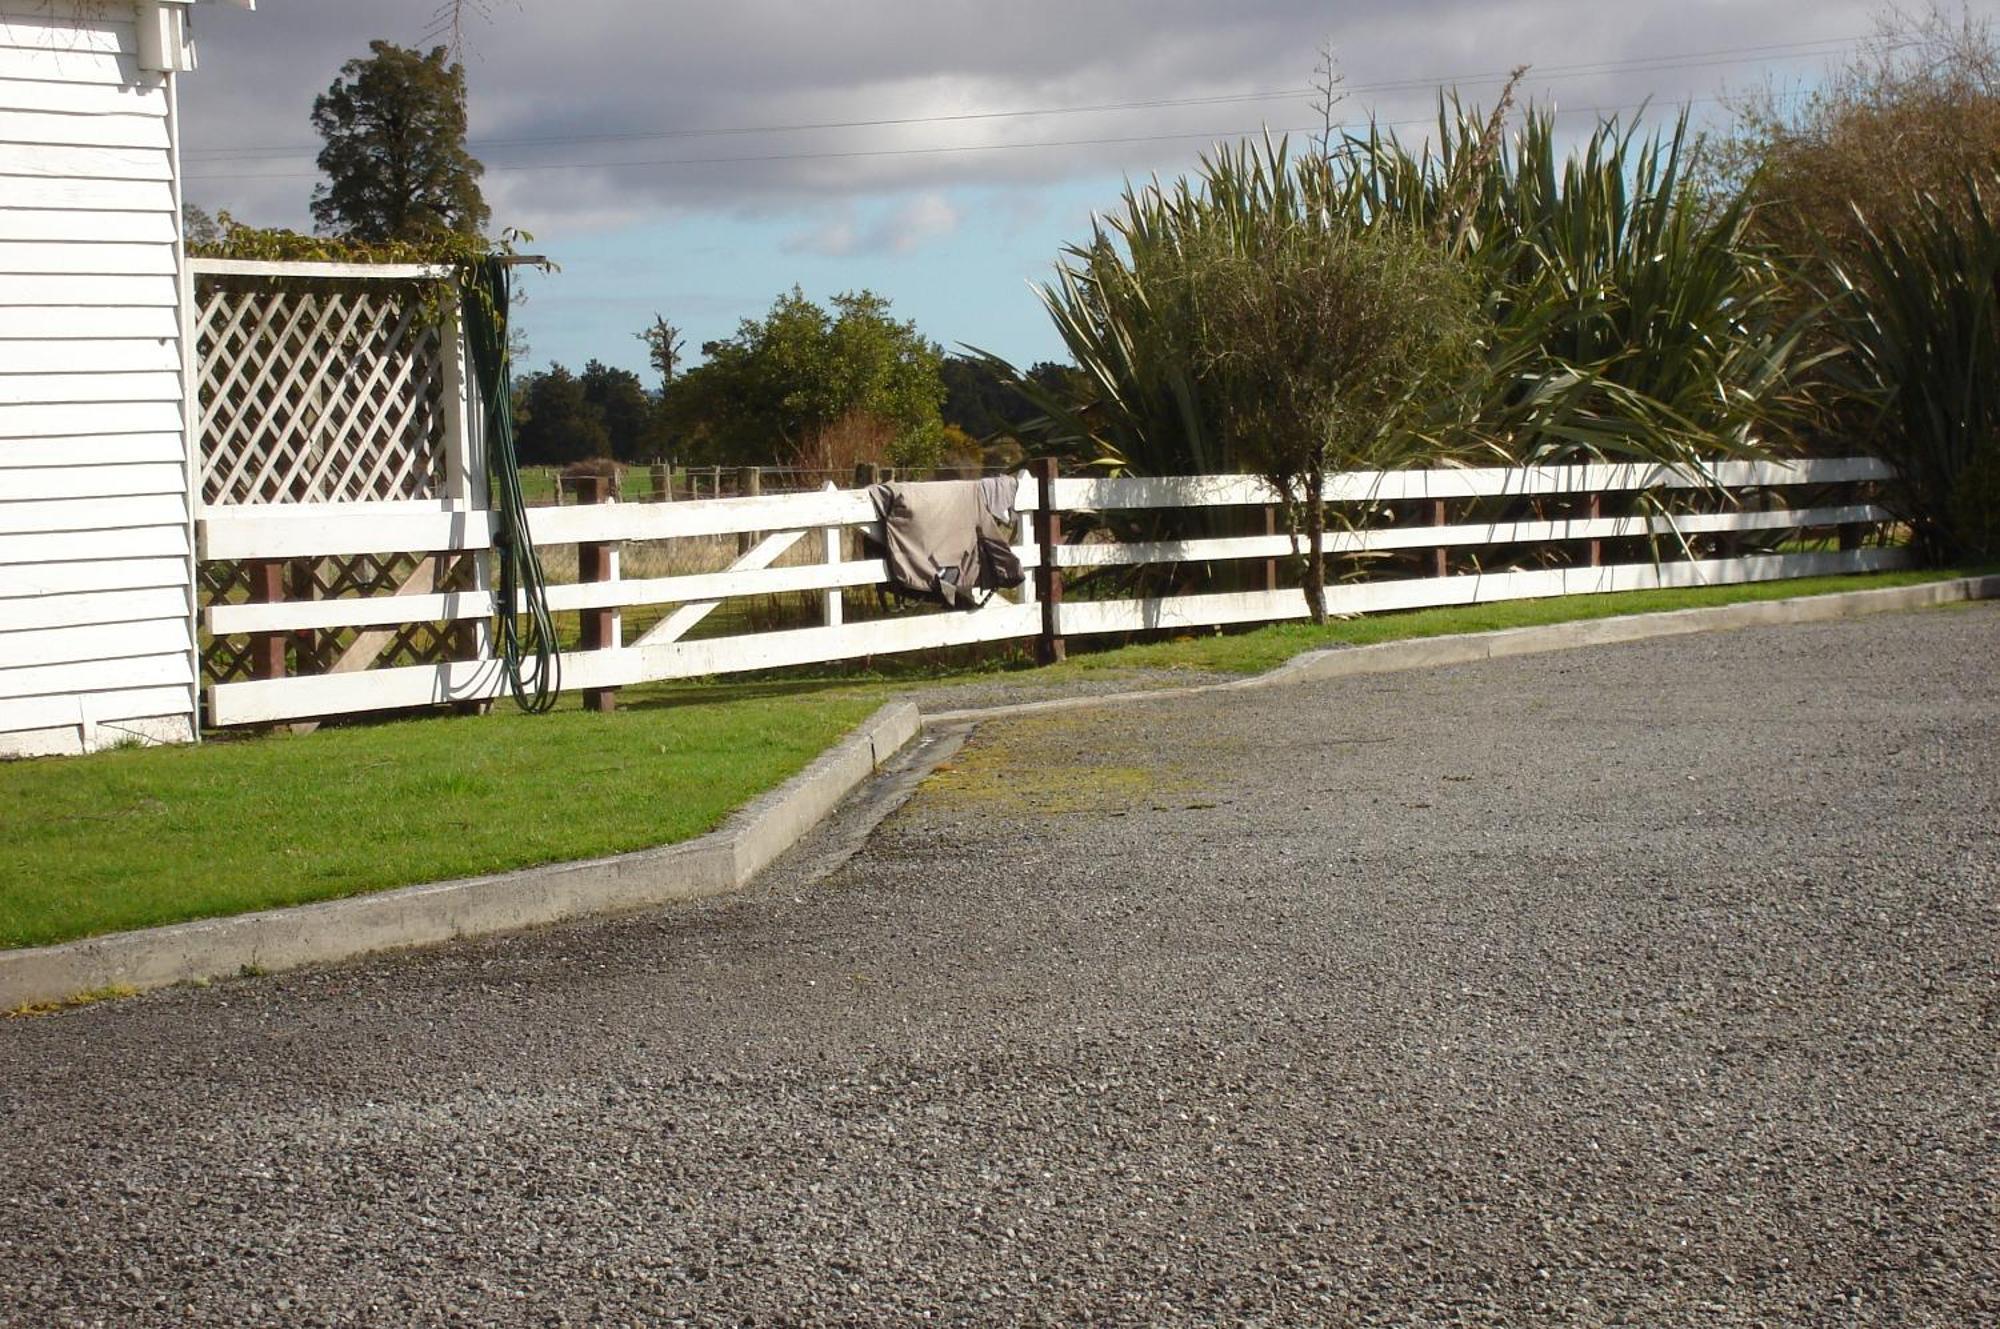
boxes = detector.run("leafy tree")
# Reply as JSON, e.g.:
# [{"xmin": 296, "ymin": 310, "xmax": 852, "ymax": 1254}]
[
  {"xmin": 514, "ymin": 363, "xmax": 608, "ymax": 465},
  {"xmin": 310, "ymin": 41, "xmax": 489, "ymax": 241},
  {"xmin": 579, "ymin": 359, "xmax": 659, "ymax": 462},
  {"xmin": 1703, "ymin": 5, "xmax": 2000, "ymax": 459},
  {"xmin": 663, "ymin": 288, "xmax": 945, "ymax": 467},
  {"xmin": 1711, "ymin": 4, "xmax": 2000, "ymax": 271},
  {"xmin": 1184, "ymin": 223, "xmax": 1479, "ymax": 623},
  {"xmin": 182, "ymin": 203, "xmax": 223, "ymax": 247}
]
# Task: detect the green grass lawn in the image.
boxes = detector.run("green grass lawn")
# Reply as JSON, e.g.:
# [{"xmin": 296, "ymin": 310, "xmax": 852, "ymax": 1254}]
[
  {"xmin": 0, "ymin": 689, "xmax": 880, "ymax": 950},
  {"xmin": 2, "ymin": 564, "xmax": 1984, "ymax": 951}
]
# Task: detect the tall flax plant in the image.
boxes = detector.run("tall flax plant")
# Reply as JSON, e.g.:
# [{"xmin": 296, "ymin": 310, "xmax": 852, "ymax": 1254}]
[
  {"xmin": 995, "ymin": 101, "xmax": 1799, "ymax": 491},
  {"xmin": 1335, "ymin": 102, "xmax": 1799, "ymax": 474},
  {"xmin": 1827, "ymin": 169, "xmax": 2000, "ymax": 563},
  {"xmin": 984, "ymin": 136, "xmax": 1341, "ymax": 476}
]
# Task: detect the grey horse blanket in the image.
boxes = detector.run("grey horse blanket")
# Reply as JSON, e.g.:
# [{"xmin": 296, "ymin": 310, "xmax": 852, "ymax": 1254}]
[{"xmin": 866, "ymin": 476, "xmax": 1024, "ymax": 607}]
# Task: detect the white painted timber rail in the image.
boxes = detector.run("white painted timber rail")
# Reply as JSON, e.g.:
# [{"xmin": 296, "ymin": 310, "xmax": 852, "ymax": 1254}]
[
  {"xmin": 197, "ymin": 456, "xmax": 1905, "ymax": 727},
  {"xmin": 188, "ymin": 258, "xmax": 457, "ymax": 282},
  {"xmin": 1047, "ymin": 457, "xmax": 1895, "ymax": 511},
  {"xmin": 1052, "ymin": 504, "xmax": 1892, "ymax": 569},
  {"xmin": 1055, "ymin": 550, "xmax": 1910, "ymax": 637}
]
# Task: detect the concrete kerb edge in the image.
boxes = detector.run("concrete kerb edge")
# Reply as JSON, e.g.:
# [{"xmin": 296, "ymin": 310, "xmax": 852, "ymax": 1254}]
[
  {"xmin": 922, "ymin": 574, "xmax": 2000, "ymax": 728},
  {"xmin": 0, "ymin": 701, "xmax": 924, "ymax": 1011}
]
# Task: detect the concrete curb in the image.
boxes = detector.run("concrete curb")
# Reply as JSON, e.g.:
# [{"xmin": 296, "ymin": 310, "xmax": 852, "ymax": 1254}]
[
  {"xmin": 0, "ymin": 701, "xmax": 923, "ymax": 1011},
  {"xmin": 923, "ymin": 574, "xmax": 2000, "ymax": 727}
]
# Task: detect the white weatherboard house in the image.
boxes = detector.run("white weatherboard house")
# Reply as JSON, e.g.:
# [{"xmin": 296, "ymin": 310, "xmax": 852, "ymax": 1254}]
[{"xmin": 0, "ymin": 0, "xmax": 249, "ymax": 757}]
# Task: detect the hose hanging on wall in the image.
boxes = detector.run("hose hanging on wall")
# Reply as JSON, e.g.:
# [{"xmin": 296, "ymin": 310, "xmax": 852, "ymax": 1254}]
[{"xmin": 462, "ymin": 256, "xmax": 561, "ymax": 713}]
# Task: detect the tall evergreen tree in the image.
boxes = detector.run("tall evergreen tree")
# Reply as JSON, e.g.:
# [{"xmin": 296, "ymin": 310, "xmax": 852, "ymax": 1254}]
[
  {"xmin": 311, "ymin": 41, "xmax": 489, "ymax": 241},
  {"xmin": 514, "ymin": 364, "xmax": 609, "ymax": 465},
  {"xmin": 580, "ymin": 360, "xmax": 659, "ymax": 462}
]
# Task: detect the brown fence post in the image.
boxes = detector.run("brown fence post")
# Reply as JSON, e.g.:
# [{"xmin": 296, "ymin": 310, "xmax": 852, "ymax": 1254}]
[
  {"xmin": 1263, "ymin": 504, "xmax": 1281, "ymax": 593},
  {"xmin": 1429, "ymin": 498, "xmax": 1449, "ymax": 578},
  {"xmin": 1838, "ymin": 481, "xmax": 1866, "ymax": 552},
  {"xmin": 577, "ymin": 474, "xmax": 618, "ymax": 713},
  {"xmin": 248, "ymin": 559, "xmax": 287, "ymax": 682},
  {"xmin": 651, "ymin": 462, "xmax": 672, "ymax": 503},
  {"xmin": 285, "ymin": 556, "xmax": 318, "ymax": 673},
  {"xmin": 1586, "ymin": 491, "xmax": 1604, "ymax": 569},
  {"xmin": 1031, "ymin": 456, "xmax": 1065, "ymax": 665},
  {"xmin": 851, "ymin": 464, "xmax": 880, "ymax": 565}
]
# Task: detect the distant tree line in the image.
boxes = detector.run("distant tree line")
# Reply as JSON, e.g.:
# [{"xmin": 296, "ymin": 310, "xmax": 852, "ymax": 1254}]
[{"xmin": 511, "ymin": 287, "xmax": 1075, "ymax": 471}]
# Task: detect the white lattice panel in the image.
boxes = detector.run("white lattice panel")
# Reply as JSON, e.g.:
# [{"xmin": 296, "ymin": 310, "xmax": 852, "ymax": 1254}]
[{"xmin": 195, "ymin": 274, "xmax": 448, "ymax": 504}]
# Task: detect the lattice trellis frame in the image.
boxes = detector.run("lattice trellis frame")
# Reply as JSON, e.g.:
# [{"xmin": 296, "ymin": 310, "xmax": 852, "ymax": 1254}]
[
  {"xmin": 195, "ymin": 273, "xmax": 449, "ymax": 505},
  {"xmin": 192, "ymin": 264, "xmax": 488, "ymax": 707}
]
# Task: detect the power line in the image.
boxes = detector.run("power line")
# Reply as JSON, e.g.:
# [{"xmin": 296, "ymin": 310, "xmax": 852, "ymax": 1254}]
[
  {"xmin": 183, "ymin": 92, "xmax": 1790, "ymax": 182},
  {"xmin": 180, "ymin": 32, "xmax": 1869, "ymax": 164}
]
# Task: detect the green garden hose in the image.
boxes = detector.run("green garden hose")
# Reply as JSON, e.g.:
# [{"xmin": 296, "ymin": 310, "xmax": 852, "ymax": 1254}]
[{"xmin": 463, "ymin": 257, "xmax": 561, "ymax": 712}]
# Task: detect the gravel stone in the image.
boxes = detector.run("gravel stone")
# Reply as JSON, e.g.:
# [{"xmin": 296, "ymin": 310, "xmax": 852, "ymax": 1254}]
[{"xmin": 2, "ymin": 604, "xmax": 1995, "ymax": 1326}]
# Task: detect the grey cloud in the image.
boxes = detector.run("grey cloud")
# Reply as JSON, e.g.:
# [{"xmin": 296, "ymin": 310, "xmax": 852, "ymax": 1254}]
[
  {"xmin": 178, "ymin": 0, "xmax": 1887, "ymax": 232},
  {"xmin": 784, "ymin": 192, "xmax": 963, "ymax": 258}
]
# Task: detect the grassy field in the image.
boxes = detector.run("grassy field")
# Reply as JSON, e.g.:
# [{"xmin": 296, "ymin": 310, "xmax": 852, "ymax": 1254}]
[{"xmin": 3, "ymin": 565, "xmax": 1983, "ymax": 951}]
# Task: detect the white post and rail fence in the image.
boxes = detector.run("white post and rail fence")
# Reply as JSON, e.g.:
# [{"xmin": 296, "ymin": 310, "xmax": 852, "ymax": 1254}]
[
  {"xmin": 182, "ymin": 259, "xmax": 1904, "ymax": 731},
  {"xmin": 197, "ymin": 452, "xmax": 1902, "ymax": 728}
]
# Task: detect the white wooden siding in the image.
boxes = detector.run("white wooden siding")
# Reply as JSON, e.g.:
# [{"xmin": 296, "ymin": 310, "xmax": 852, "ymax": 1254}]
[
  {"xmin": 0, "ymin": 304, "xmax": 177, "ymax": 337},
  {"xmin": 0, "ymin": 240, "xmax": 179, "ymax": 272},
  {"xmin": 0, "ymin": 371, "xmax": 180, "ymax": 403},
  {"xmin": 0, "ymin": 0, "xmax": 193, "ymax": 757},
  {"xmin": 0, "ymin": 208, "xmax": 176, "ymax": 241},
  {"xmin": 0, "ymin": 337, "xmax": 181, "ymax": 372},
  {"xmin": 0, "ymin": 429, "xmax": 185, "ymax": 465},
  {"xmin": 0, "ymin": 46, "xmax": 144, "ymax": 90},
  {"xmin": 0, "ymin": 14, "xmax": 132, "ymax": 52},
  {"xmin": 0, "ymin": 106, "xmax": 169, "ymax": 148},
  {"xmin": 0, "ymin": 141, "xmax": 172, "ymax": 178}
]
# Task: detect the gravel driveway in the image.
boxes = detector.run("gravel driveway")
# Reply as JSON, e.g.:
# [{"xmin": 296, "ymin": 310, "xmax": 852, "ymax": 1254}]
[{"xmin": 3, "ymin": 604, "xmax": 1995, "ymax": 1327}]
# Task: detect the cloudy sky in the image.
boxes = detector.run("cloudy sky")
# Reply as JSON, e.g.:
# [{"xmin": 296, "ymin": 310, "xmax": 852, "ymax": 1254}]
[{"xmin": 176, "ymin": 0, "xmax": 1965, "ymax": 381}]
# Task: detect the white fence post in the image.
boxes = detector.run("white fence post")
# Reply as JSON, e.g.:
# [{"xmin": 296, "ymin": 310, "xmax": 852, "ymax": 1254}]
[
  {"xmin": 441, "ymin": 304, "xmax": 494, "ymax": 670},
  {"xmin": 821, "ymin": 480, "xmax": 843, "ymax": 628}
]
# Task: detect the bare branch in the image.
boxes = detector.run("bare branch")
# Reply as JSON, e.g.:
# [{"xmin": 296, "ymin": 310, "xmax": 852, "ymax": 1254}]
[{"xmin": 1311, "ymin": 41, "xmax": 1347, "ymax": 163}]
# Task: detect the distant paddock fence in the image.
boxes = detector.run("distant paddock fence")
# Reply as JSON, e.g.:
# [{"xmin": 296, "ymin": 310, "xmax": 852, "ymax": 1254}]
[
  {"xmin": 193, "ymin": 455, "xmax": 1903, "ymax": 728},
  {"xmin": 525, "ymin": 461, "xmax": 991, "ymax": 505}
]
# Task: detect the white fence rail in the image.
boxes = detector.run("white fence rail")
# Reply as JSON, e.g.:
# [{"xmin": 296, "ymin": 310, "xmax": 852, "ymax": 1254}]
[{"xmin": 196, "ymin": 455, "xmax": 1902, "ymax": 727}]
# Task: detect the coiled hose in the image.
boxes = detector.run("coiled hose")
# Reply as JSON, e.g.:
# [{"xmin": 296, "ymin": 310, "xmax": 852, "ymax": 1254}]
[{"xmin": 462, "ymin": 257, "xmax": 561, "ymax": 712}]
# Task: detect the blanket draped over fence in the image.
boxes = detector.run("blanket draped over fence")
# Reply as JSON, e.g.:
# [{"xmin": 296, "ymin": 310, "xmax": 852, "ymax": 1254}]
[{"xmin": 866, "ymin": 477, "xmax": 1025, "ymax": 607}]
